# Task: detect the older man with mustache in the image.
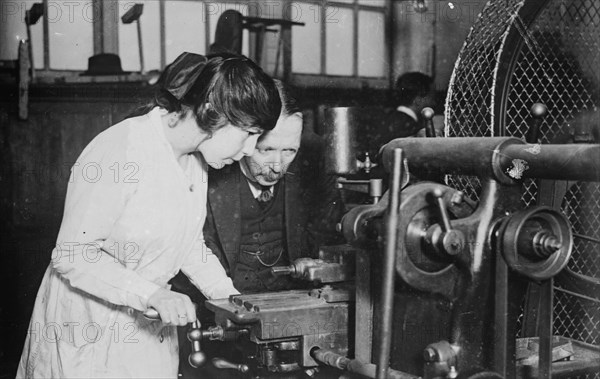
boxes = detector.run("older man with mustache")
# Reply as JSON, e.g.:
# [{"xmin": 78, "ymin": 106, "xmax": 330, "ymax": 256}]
[{"xmin": 204, "ymin": 83, "xmax": 343, "ymax": 293}]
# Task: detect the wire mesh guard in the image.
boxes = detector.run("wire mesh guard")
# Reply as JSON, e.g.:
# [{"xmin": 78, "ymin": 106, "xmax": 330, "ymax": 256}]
[{"xmin": 445, "ymin": 0, "xmax": 599, "ymax": 377}]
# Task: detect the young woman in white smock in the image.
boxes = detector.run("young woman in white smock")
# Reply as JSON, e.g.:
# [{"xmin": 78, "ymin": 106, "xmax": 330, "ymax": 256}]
[{"xmin": 17, "ymin": 52, "xmax": 282, "ymax": 378}]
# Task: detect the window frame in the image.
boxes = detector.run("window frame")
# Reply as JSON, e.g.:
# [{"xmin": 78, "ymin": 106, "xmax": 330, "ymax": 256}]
[
  {"xmin": 29, "ymin": 0, "xmax": 391, "ymax": 89},
  {"xmin": 32, "ymin": 0, "xmax": 246, "ymax": 81},
  {"xmin": 288, "ymin": 0, "xmax": 392, "ymax": 89}
]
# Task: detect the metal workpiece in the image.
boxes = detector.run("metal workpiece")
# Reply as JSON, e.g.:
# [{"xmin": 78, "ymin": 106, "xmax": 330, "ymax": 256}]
[
  {"xmin": 381, "ymin": 137, "xmax": 600, "ymax": 183},
  {"xmin": 271, "ymin": 257, "xmax": 355, "ymax": 283}
]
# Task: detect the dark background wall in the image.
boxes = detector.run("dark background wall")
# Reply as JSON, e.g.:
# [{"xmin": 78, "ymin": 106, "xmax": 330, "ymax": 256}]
[{"xmin": 0, "ymin": 83, "xmax": 147, "ymax": 377}]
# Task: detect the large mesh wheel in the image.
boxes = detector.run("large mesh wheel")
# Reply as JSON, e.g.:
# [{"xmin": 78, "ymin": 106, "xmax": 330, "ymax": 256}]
[{"xmin": 445, "ymin": 1, "xmax": 599, "ymax": 377}]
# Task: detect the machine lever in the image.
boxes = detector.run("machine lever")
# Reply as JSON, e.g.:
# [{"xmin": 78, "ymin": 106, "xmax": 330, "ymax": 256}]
[
  {"xmin": 421, "ymin": 107, "xmax": 436, "ymax": 138},
  {"xmin": 188, "ymin": 320, "xmax": 207, "ymax": 368},
  {"xmin": 430, "ymin": 188, "xmax": 465, "ymax": 256},
  {"xmin": 142, "ymin": 307, "xmax": 206, "ymax": 368},
  {"xmin": 212, "ymin": 357, "xmax": 250, "ymax": 373},
  {"xmin": 526, "ymin": 103, "xmax": 548, "ymax": 143},
  {"xmin": 433, "ymin": 188, "xmax": 452, "ymax": 232}
]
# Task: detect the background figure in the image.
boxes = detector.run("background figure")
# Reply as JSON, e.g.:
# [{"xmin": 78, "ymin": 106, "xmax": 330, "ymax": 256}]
[
  {"xmin": 379, "ymin": 72, "xmax": 437, "ymax": 144},
  {"xmin": 16, "ymin": 52, "xmax": 281, "ymax": 379}
]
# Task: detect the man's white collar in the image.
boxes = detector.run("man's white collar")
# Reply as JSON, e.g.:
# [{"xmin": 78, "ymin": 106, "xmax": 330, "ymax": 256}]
[
  {"xmin": 396, "ymin": 106, "xmax": 418, "ymax": 122},
  {"xmin": 239, "ymin": 161, "xmax": 273, "ymax": 198}
]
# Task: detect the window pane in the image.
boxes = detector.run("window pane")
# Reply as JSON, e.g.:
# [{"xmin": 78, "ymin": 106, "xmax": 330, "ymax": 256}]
[
  {"xmin": 291, "ymin": 2, "xmax": 321, "ymax": 74},
  {"xmin": 358, "ymin": 11, "xmax": 385, "ymax": 77},
  {"xmin": 207, "ymin": 2, "xmax": 249, "ymax": 56},
  {"xmin": 358, "ymin": 0, "xmax": 386, "ymax": 7},
  {"xmin": 48, "ymin": 1, "xmax": 93, "ymax": 70},
  {"xmin": 0, "ymin": 0, "xmax": 44, "ymax": 68},
  {"xmin": 325, "ymin": 7, "xmax": 353, "ymax": 75},
  {"xmin": 165, "ymin": 1, "xmax": 206, "ymax": 63},
  {"xmin": 118, "ymin": 1, "xmax": 160, "ymax": 71}
]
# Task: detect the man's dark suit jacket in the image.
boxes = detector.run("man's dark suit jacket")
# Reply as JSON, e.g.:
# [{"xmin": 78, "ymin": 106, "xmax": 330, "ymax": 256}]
[
  {"xmin": 204, "ymin": 144, "xmax": 344, "ymax": 276},
  {"xmin": 170, "ymin": 138, "xmax": 344, "ymax": 315}
]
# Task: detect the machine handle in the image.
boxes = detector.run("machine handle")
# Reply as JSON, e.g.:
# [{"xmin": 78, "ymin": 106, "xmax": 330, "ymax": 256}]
[
  {"xmin": 429, "ymin": 188, "xmax": 465, "ymax": 257},
  {"xmin": 143, "ymin": 307, "xmax": 160, "ymax": 320},
  {"xmin": 421, "ymin": 107, "xmax": 436, "ymax": 138},
  {"xmin": 188, "ymin": 320, "xmax": 207, "ymax": 368},
  {"xmin": 526, "ymin": 103, "xmax": 548, "ymax": 143},
  {"xmin": 433, "ymin": 188, "xmax": 452, "ymax": 232},
  {"xmin": 212, "ymin": 357, "xmax": 250, "ymax": 373},
  {"xmin": 142, "ymin": 307, "xmax": 207, "ymax": 368}
]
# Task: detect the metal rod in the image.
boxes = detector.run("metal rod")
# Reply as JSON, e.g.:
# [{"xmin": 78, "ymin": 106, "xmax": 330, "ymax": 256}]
[
  {"xmin": 538, "ymin": 279, "xmax": 553, "ymax": 379},
  {"xmin": 26, "ymin": 19, "xmax": 35, "ymax": 80},
  {"xmin": 43, "ymin": 0, "xmax": 49, "ymax": 70},
  {"xmin": 433, "ymin": 188, "xmax": 452, "ymax": 231},
  {"xmin": 573, "ymin": 233, "xmax": 600, "ymax": 244},
  {"xmin": 376, "ymin": 148, "xmax": 403, "ymax": 379},
  {"xmin": 137, "ymin": 19, "xmax": 144, "ymax": 73},
  {"xmin": 312, "ymin": 349, "xmax": 418, "ymax": 379},
  {"xmin": 501, "ymin": 143, "xmax": 600, "ymax": 182},
  {"xmin": 381, "ymin": 138, "xmax": 600, "ymax": 182}
]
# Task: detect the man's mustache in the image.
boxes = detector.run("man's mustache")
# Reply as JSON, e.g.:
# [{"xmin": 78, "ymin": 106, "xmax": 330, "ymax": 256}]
[{"xmin": 248, "ymin": 162, "xmax": 292, "ymax": 174}]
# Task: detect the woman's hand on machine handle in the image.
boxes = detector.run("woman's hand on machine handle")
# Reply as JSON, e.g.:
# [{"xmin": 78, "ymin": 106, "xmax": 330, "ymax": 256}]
[{"xmin": 147, "ymin": 288, "xmax": 197, "ymax": 326}]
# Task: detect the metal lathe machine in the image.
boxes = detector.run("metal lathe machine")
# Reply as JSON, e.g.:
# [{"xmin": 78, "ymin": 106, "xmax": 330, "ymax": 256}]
[{"xmin": 182, "ymin": 1, "xmax": 600, "ymax": 378}]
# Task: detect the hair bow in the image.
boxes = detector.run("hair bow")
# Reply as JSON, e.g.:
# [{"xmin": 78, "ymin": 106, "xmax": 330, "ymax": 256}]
[{"xmin": 159, "ymin": 52, "xmax": 208, "ymax": 100}]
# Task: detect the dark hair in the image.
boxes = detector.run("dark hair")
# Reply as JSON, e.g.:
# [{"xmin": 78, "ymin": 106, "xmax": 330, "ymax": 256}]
[
  {"xmin": 131, "ymin": 53, "xmax": 281, "ymax": 135},
  {"xmin": 395, "ymin": 72, "xmax": 433, "ymax": 106},
  {"xmin": 273, "ymin": 79, "xmax": 301, "ymax": 117}
]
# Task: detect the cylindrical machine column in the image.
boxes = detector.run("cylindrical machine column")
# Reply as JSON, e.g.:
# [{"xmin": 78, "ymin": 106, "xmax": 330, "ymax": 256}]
[
  {"xmin": 381, "ymin": 137, "xmax": 600, "ymax": 182},
  {"xmin": 322, "ymin": 107, "xmax": 360, "ymax": 175}
]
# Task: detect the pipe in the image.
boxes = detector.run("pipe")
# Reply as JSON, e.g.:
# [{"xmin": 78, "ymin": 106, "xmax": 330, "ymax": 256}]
[
  {"xmin": 377, "ymin": 148, "xmax": 403, "ymax": 379},
  {"xmin": 500, "ymin": 143, "xmax": 600, "ymax": 181},
  {"xmin": 381, "ymin": 137, "xmax": 600, "ymax": 183},
  {"xmin": 311, "ymin": 349, "xmax": 419, "ymax": 379}
]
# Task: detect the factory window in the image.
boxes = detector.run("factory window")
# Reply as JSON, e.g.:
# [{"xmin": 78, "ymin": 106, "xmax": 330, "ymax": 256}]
[
  {"xmin": 1, "ymin": 0, "xmax": 93, "ymax": 71},
  {"xmin": 2, "ymin": 1, "xmax": 250, "ymax": 77},
  {"xmin": 3, "ymin": 0, "xmax": 385, "ymax": 87},
  {"xmin": 290, "ymin": 0, "xmax": 389, "ymax": 87},
  {"xmin": 46, "ymin": 1, "xmax": 93, "ymax": 70},
  {"xmin": 118, "ymin": 0, "xmax": 250, "ymax": 72}
]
